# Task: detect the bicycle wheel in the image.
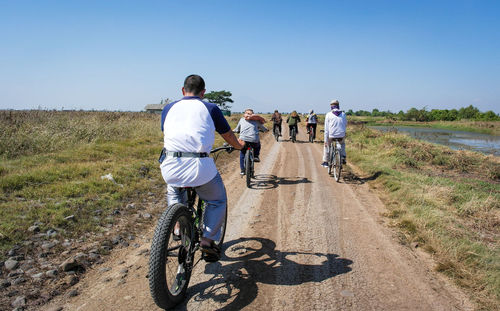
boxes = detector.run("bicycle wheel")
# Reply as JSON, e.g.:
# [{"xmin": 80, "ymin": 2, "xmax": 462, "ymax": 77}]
[
  {"xmin": 333, "ymin": 150, "xmax": 342, "ymax": 182},
  {"xmin": 328, "ymin": 144, "xmax": 334, "ymax": 175},
  {"xmin": 309, "ymin": 129, "xmax": 313, "ymax": 143},
  {"xmin": 149, "ymin": 203, "xmax": 194, "ymax": 310},
  {"xmin": 245, "ymin": 149, "xmax": 252, "ymax": 188},
  {"xmin": 291, "ymin": 128, "xmax": 296, "ymax": 143},
  {"xmin": 274, "ymin": 127, "xmax": 279, "ymax": 142}
]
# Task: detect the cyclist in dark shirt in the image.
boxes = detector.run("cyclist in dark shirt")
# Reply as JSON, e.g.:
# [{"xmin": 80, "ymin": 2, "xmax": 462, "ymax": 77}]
[
  {"xmin": 286, "ymin": 110, "xmax": 301, "ymax": 139},
  {"xmin": 270, "ymin": 109, "xmax": 283, "ymax": 137}
]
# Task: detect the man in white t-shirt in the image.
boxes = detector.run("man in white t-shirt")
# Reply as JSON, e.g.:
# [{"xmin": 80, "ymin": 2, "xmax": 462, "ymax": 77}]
[
  {"xmin": 322, "ymin": 100, "xmax": 347, "ymax": 167},
  {"xmin": 159, "ymin": 74, "xmax": 243, "ymax": 261}
]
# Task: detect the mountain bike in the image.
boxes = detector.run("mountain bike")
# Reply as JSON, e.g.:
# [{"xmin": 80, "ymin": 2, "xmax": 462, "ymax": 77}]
[
  {"xmin": 290, "ymin": 126, "xmax": 297, "ymax": 143},
  {"xmin": 273, "ymin": 125, "xmax": 280, "ymax": 142},
  {"xmin": 244, "ymin": 144, "xmax": 255, "ymax": 188},
  {"xmin": 149, "ymin": 145, "xmax": 234, "ymax": 310},
  {"xmin": 327, "ymin": 138, "xmax": 343, "ymax": 182}
]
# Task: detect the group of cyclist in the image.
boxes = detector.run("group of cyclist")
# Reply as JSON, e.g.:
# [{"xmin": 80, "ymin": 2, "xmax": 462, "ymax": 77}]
[
  {"xmin": 159, "ymin": 74, "xmax": 347, "ymax": 262},
  {"xmin": 270, "ymin": 101, "xmax": 347, "ymax": 168}
]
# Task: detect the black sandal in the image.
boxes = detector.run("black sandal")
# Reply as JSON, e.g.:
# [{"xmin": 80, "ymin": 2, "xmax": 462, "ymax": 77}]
[{"xmin": 200, "ymin": 242, "xmax": 221, "ymax": 262}]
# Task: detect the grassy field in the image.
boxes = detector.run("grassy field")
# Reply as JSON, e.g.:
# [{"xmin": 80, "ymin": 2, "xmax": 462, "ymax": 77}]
[
  {"xmin": 345, "ymin": 122, "xmax": 499, "ymax": 310},
  {"xmin": 1, "ymin": 110, "xmax": 498, "ymax": 308},
  {"xmin": 0, "ymin": 110, "xmax": 240, "ymax": 258}
]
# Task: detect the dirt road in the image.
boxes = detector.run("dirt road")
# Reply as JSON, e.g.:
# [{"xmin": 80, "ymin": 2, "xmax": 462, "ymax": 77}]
[{"xmin": 42, "ymin": 129, "xmax": 474, "ymax": 310}]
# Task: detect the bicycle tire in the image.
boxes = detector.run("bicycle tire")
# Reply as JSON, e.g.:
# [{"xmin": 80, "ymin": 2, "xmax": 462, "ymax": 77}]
[
  {"xmin": 245, "ymin": 149, "xmax": 252, "ymax": 188},
  {"xmin": 291, "ymin": 128, "xmax": 296, "ymax": 143},
  {"xmin": 333, "ymin": 150, "xmax": 342, "ymax": 182},
  {"xmin": 274, "ymin": 127, "xmax": 279, "ymax": 142},
  {"xmin": 309, "ymin": 130, "xmax": 313, "ymax": 143},
  {"xmin": 149, "ymin": 203, "xmax": 194, "ymax": 310}
]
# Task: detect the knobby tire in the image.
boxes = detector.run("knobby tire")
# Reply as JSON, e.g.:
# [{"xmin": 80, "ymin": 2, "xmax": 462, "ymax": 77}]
[
  {"xmin": 245, "ymin": 149, "xmax": 252, "ymax": 188},
  {"xmin": 149, "ymin": 203, "xmax": 194, "ymax": 310}
]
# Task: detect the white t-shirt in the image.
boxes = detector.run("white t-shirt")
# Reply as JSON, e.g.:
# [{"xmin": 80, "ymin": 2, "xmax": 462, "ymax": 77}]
[{"xmin": 159, "ymin": 96, "xmax": 230, "ymax": 187}]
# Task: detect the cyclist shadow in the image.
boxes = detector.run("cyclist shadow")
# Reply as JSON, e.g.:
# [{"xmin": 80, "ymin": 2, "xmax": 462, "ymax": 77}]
[
  {"xmin": 342, "ymin": 171, "xmax": 383, "ymax": 185},
  {"xmin": 250, "ymin": 174, "xmax": 311, "ymax": 189},
  {"xmin": 176, "ymin": 237, "xmax": 353, "ymax": 310}
]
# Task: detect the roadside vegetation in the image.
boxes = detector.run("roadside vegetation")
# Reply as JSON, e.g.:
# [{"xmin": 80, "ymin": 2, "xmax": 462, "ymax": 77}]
[
  {"xmin": 352, "ymin": 117, "xmax": 500, "ymax": 136},
  {"xmin": 0, "ymin": 110, "xmax": 237, "ymax": 259},
  {"xmin": 342, "ymin": 105, "xmax": 500, "ymax": 136},
  {"xmin": 345, "ymin": 123, "xmax": 499, "ymax": 310}
]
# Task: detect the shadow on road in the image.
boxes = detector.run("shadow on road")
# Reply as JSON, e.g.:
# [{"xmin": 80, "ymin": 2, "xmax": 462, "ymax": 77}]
[
  {"xmin": 342, "ymin": 171, "xmax": 383, "ymax": 185},
  {"xmin": 249, "ymin": 174, "xmax": 311, "ymax": 189},
  {"xmin": 173, "ymin": 237, "xmax": 353, "ymax": 310}
]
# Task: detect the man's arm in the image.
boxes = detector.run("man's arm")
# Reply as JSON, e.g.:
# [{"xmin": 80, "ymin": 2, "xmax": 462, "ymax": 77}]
[
  {"xmin": 258, "ymin": 123, "xmax": 269, "ymax": 132},
  {"xmin": 245, "ymin": 114, "xmax": 265, "ymax": 124},
  {"xmin": 221, "ymin": 130, "xmax": 244, "ymax": 150},
  {"xmin": 233, "ymin": 120, "xmax": 241, "ymax": 133},
  {"xmin": 324, "ymin": 114, "xmax": 330, "ymax": 146}
]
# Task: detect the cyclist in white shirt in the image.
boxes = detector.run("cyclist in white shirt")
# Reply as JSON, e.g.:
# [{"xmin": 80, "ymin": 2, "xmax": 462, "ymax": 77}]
[
  {"xmin": 322, "ymin": 100, "xmax": 347, "ymax": 167},
  {"xmin": 306, "ymin": 109, "xmax": 318, "ymax": 140},
  {"xmin": 159, "ymin": 74, "xmax": 244, "ymax": 261}
]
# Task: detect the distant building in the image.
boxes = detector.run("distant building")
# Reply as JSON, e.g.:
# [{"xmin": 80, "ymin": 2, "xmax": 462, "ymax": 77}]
[{"xmin": 144, "ymin": 99, "xmax": 170, "ymax": 114}]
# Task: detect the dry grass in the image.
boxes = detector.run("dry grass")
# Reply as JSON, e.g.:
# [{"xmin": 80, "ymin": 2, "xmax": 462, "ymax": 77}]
[
  {"xmin": 0, "ymin": 110, "xmax": 240, "ymax": 259},
  {"xmin": 347, "ymin": 123, "xmax": 500, "ymax": 310}
]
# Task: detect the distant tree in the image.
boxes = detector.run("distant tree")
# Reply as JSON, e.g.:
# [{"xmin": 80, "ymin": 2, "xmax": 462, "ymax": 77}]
[
  {"xmin": 458, "ymin": 105, "xmax": 480, "ymax": 120},
  {"xmin": 479, "ymin": 110, "xmax": 500, "ymax": 121},
  {"xmin": 204, "ymin": 90, "xmax": 233, "ymax": 110},
  {"xmin": 346, "ymin": 109, "xmax": 354, "ymax": 116}
]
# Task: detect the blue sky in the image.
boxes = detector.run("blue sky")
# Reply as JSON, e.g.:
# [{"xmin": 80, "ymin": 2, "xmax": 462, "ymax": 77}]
[{"xmin": 1, "ymin": 0, "xmax": 499, "ymax": 114}]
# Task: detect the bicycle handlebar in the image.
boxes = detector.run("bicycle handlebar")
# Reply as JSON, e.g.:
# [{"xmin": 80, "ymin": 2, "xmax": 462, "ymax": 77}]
[{"xmin": 211, "ymin": 143, "xmax": 235, "ymax": 154}]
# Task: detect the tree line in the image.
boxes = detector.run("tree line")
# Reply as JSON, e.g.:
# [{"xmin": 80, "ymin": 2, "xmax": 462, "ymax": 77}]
[{"xmin": 346, "ymin": 105, "xmax": 499, "ymax": 121}]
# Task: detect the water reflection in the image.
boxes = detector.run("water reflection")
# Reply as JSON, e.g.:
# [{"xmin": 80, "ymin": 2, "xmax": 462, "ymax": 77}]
[{"xmin": 369, "ymin": 126, "xmax": 500, "ymax": 156}]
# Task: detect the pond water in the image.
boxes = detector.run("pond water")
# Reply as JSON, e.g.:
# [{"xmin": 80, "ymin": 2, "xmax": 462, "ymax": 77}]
[{"xmin": 369, "ymin": 126, "xmax": 500, "ymax": 156}]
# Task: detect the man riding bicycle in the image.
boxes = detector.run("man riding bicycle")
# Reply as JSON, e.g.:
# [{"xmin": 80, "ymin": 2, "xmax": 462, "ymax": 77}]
[
  {"xmin": 233, "ymin": 108, "xmax": 268, "ymax": 175},
  {"xmin": 159, "ymin": 74, "xmax": 243, "ymax": 261},
  {"xmin": 306, "ymin": 109, "xmax": 318, "ymax": 140},
  {"xmin": 270, "ymin": 109, "xmax": 283, "ymax": 137},
  {"xmin": 322, "ymin": 100, "xmax": 347, "ymax": 167}
]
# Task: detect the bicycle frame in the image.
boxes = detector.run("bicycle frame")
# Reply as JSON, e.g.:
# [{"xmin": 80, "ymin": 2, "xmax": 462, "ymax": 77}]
[{"xmin": 163, "ymin": 145, "xmax": 233, "ymax": 269}]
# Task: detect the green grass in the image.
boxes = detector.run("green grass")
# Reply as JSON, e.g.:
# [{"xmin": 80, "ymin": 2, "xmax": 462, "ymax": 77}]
[
  {"xmin": 346, "ymin": 124, "xmax": 500, "ymax": 309},
  {"xmin": 0, "ymin": 110, "xmax": 240, "ymax": 258}
]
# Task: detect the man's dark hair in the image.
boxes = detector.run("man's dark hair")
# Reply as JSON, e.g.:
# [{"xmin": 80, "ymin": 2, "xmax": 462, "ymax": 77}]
[{"xmin": 184, "ymin": 74, "xmax": 205, "ymax": 95}]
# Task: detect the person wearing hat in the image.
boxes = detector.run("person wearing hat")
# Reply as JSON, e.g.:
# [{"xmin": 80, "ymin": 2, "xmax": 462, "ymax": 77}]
[
  {"xmin": 306, "ymin": 109, "xmax": 318, "ymax": 141},
  {"xmin": 321, "ymin": 100, "xmax": 347, "ymax": 167}
]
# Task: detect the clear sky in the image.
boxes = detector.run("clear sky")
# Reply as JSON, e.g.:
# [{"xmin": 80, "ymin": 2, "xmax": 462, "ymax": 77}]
[{"xmin": 1, "ymin": 0, "xmax": 499, "ymax": 114}]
